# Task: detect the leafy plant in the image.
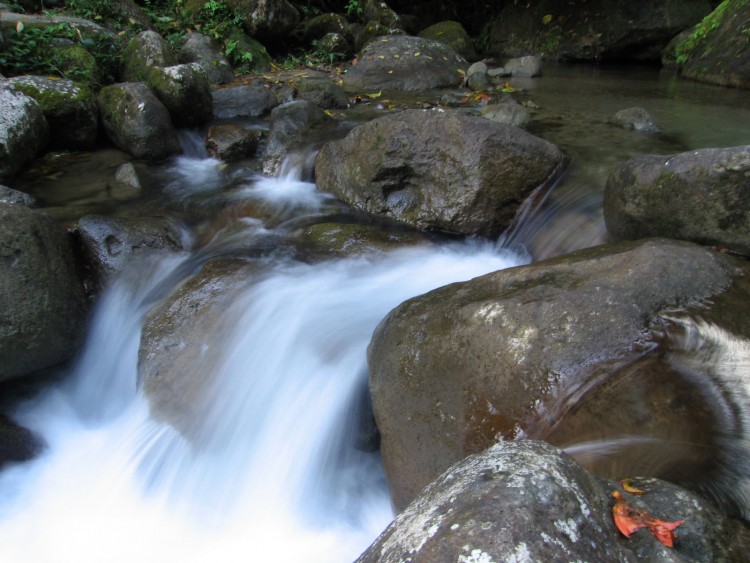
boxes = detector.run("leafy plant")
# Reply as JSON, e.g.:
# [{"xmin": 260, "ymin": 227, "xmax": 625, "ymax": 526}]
[
  {"xmin": 0, "ymin": 22, "xmax": 120, "ymax": 87},
  {"xmin": 345, "ymin": 0, "xmax": 363, "ymax": 19},
  {"xmin": 674, "ymin": 0, "xmax": 732, "ymax": 64}
]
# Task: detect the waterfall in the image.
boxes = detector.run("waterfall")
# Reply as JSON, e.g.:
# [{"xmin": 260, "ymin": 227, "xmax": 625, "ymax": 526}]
[{"xmin": 0, "ymin": 165, "xmax": 525, "ymax": 562}]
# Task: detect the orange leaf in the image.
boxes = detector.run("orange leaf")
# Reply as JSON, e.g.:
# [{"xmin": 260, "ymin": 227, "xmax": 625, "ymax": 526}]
[{"xmin": 611, "ymin": 491, "xmax": 685, "ymax": 548}]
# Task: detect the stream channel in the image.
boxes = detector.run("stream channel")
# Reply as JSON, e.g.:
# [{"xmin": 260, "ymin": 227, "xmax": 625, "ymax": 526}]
[{"xmin": 1, "ymin": 64, "xmax": 750, "ymax": 562}]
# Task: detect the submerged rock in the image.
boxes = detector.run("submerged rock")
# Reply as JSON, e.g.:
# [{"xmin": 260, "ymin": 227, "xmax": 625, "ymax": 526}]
[
  {"xmin": 315, "ymin": 108, "xmax": 563, "ymax": 237},
  {"xmin": 611, "ymin": 106, "xmax": 659, "ymax": 133},
  {"xmin": 367, "ymin": 238, "xmax": 736, "ymax": 510},
  {"xmin": 604, "ymin": 145, "xmax": 750, "ymax": 254}
]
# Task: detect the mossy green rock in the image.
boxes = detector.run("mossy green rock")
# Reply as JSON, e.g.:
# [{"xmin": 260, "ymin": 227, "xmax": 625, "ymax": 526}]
[
  {"xmin": 146, "ymin": 63, "xmax": 213, "ymax": 127},
  {"xmin": 97, "ymin": 82, "xmax": 181, "ymax": 161},
  {"xmin": 301, "ymin": 12, "xmax": 350, "ymax": 43},
  {"xmin": 604, "ymin": 145, "xmax": 750, "ymax": 254},
  {"xmin": 53, "ymin": 44, "xmax": 101, "ymax": 89},
  {"xmin": 665, "ymin": 0, "xmax": 750, "ymax": 89},
  {"xmin": 226, "ymin": 30, "xmax": 272, "ymax": 73},
  {"xmin": 120, "ymin": 30, "xmax": 177, "ymax": 83},
  {"xmin": 418, "ymin": 20, "xmax": 477, "ymax": 62},
  {"xmin": 5, "ymin": 76, "xmax": 98, "ymax": 150}
]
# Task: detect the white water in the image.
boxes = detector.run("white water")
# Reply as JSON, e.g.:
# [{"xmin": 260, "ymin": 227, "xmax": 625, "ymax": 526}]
[{"xmin": 0, "ymin": 164, "xmax": 524, "ymax": 562}]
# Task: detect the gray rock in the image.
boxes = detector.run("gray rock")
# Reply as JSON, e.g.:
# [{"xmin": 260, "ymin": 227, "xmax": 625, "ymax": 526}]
[
  {"xmin": 480, "ymin": 99, "xmax": 531, "ymax": 128},
  {"xmin": 146, "ymin": 63, "xmax": 213, "ymax": 127},
  {"xmin": 362, "ymin": 0, "xmax": 403, "ymax": 30},
  {"xmin": 294, "ymin": 75, "xmax": 349, "ymax": 109},
  {"xmin": 120, "ymin": 30, "xmax": 178, "ymax": 83},
  {"xmin": 0, "ymin": 205, "xmax": 86, "ymax": 381},
  {"xmin": 97, "ymin": 82, "xmax": 181, "ymax": 161},
  {"xmin": 343, "ymin": 35, "xmax": 467, "ymax": 92},
  {"xmin": 212, "ymin": 83, "xmax": 276, "ymax": 119},
  {"xmin": 358, "ymin": 440, "xmax": 750, "ymax": 562},
  {"xmin": 367, "ymin": 238, "xmax": 736, "ymax": 510},
  {"xmin": 0, "ymin": 415, "xmax": 44, "ymax": 468},
  {"xmin": 206, "ymin": 123, "xmax": 261, "ymax": 161},
  {"xmin": 611, "ymin": 106, "xmax": 659, "ymax": 133},
  {"xmin": 4, "ymin": 75, "xmax": 98, "ymax": 150},
  {"xmin": 178, "ymin": 32, "xmax": 235, "ymax": 85},
  {"xmin": 225, "ymin": 0, "xmax": 300, "ymax": 43},
  {"xmin": 504, "ymin": 54, "xmax": 542, "ymax": 77},
  {"xmin": 262, "ymin": 99, "xmax": 332, "ymax": 175},
  {"xmin": 0, "ymin": 185, "xmax": 35, "ymax": 207},
  {"xmin": 77, "ymin": 215, "xmax": 185, "ymax": 288},
  {"xmin": 418, "ymin": 20, "xmax": 478, "ymax": 61},
  {"xmin": 314, "ymin": 108, "xmax": 563, "ymax": 237},
  {"xmin": 0, "ymin": 89, "xmax": 49, "ymax": 182},
  {"xmin": 604, "ymin": 145, "xmax": 750, "ymax": 254}
]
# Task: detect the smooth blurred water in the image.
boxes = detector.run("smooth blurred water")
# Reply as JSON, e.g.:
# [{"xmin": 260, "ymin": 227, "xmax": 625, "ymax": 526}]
[{"xmin": 0, "ymin": 164, "xmax": 524, "ymax": 562}]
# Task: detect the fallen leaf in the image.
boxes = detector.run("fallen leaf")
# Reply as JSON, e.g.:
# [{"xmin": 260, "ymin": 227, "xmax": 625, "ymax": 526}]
[
  {"xmin": 620, "ymin": 479, "xmax": 646, "ymax": 495},
  {"xmin": 542, "ymin": 14, "xmax": 554, "ymax": 25},
  {"xmin": 365, "ymin": 91, "xmax": 382, "ymax": 99},
  {"xmin": 16, "ymin": 21, "xmax": 24, "ymax": 33},
  {"xmin": 611, "ymin": 491, "xmax": 685, "ymax": 548}
]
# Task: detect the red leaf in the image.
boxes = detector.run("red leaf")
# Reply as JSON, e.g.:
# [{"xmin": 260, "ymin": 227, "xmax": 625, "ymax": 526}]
[{"xmin": 611, "ymin": 491, "xmax": 685, "ymax": 548}]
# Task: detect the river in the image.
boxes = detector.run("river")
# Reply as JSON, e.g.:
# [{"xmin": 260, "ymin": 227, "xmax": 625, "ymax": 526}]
[{"xmin": 1, "ymin": 64, "xmax": 750, "ymax": 562}]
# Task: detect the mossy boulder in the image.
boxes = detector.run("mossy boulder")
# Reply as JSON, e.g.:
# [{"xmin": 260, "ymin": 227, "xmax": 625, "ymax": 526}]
[
  {"xmin": 146, "ymin": 63, "xmax": 213, "ymax": 127},
  {"xmin": 664, "ymin": 0, "xmax": 750, "ymax": 89},
  {"xmin": 120, "ymin": 30, "xmax": 177, "ymax": 83},
  {"xmin": 178, "ymin": 32, "xmax": 235, "ymax": 85},
  {"xmin": 293, "ymin": 73, "xmax": 349, "ymax": 109},
  {"xmin": 225, "ymin": 29, "xmax": 272, "ymax": 73},
  {"xmin": 225, "ymin": 0, "xmax": 300, "ymax": 45},
  {"xmin": 418, "ymin": 20, "xmax": 477, "ymax": 62},
  {"xmin": 53, "ymin": 44, "xmax": 102, "ymax": 89},
  {"xmin": 300, "ymin": 12, "xmax": 351, "ymax": 44},
  {"xmin": 5, "ymin": 75, "xmax": 98, "ymax": 150},
  {"xmin": 97, "ymin": 82, "xmax": 181, "ymax": 161},
  {"xmin": 0, "ymin": 89, "xmax": 49, "ymax": 182},
  {"xmin": 604, "ymin": 145, "xmax": 750, "ymax": 254}
]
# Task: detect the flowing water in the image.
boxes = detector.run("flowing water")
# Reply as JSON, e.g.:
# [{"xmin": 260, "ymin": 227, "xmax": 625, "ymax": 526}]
[{"xmin": 2, "ymin": 65, "xmax": 750, "ymax": 560}]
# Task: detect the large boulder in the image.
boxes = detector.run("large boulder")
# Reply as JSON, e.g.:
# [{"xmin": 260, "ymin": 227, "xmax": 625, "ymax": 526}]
[
  {"xmin": 77, "ymin": 215, "xmax": 185, "ymax": 290},
  {"xmin": 418, "ymin": 20, "xmax": 477, "ymax": 61},
  {"xmin": 120, "ymin": 30, "xmax": 178, "ymax": 83},
  {"xmin": 0, "ymin": 89, "xmax": 49, "ymax": 182},
  {"xmin": 342, "ymin": 35, "xmax": 467, "ymax": 92},
  {"xmin": 146, "ymin": 63, "xmax": 213, "ymax": 127},
  {"xmin": 262, "ymin": 99, "xmax": 332, "ymax": 175},
  {"xmin": 206, "ymin": 123, "xmax": 261, "ymax": 162},
  {"xmin": 212, "ymin": 83, "xmax": 277, "ymax": 119},
  {"xmin": 604, "ymin": 145, "xmax": 750, "ymax": 255},
  {"xmin": 178, "ymin": 32, "xmax": 235, "ymax": 85},
  {"xmin": 359, "ymin": 440, "xmax": 750, "ymax": 562},
  {"xmin": 98, "ymin": 82, "xmax": 181, "ymax": 161},
  {"xmin": 0, "ymin": 205, "xmax": 86, "ymax": 382},
  {"xmin": 486, "ymin": 0, "xmax": 713, "ymax": 62},
  {"xmin": 367, "ymin": 238, "xmax": 738, "ymax": 510},
  {"xmin": 225, "ymin": 0, "xmax": 300, "ymax": 44},
  {"xmin": 663, "ymin": 0, "xmax": 750, "ymax": 89},
  {"xmin": 314, "ymin": 109, "xmax": 564, "ymax": 237},
  {"xmin": 4, "ymin": 76, "xmax": 98, "ymax": 150}
]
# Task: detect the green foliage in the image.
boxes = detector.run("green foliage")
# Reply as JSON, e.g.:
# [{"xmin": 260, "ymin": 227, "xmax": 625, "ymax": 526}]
[
  {"xmin": 345, "ymin": 0, "xmax": 363, "ymax": 19},
  {"xmin": 0, "ymin": 22, "xmax": 121, "ymax": 87},
  {"xmin": 66, "ymin": 0, "xmax": 133, "ymax": 30},
  {"xmin": 674, "ymin": 0, "xmax": 733, "ymax": 64}
]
